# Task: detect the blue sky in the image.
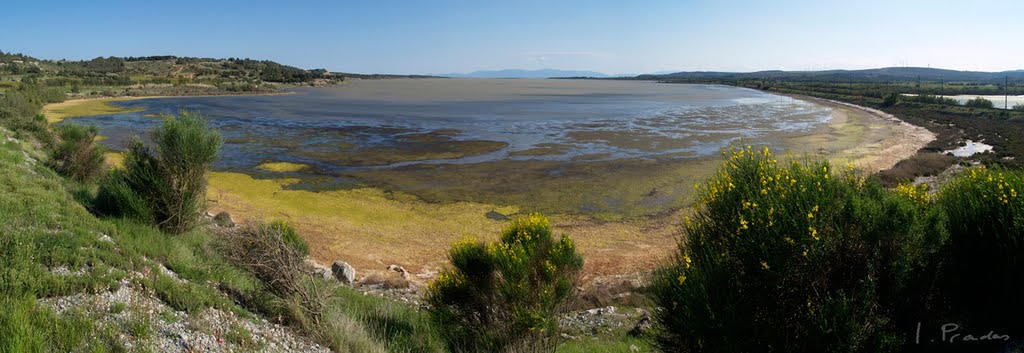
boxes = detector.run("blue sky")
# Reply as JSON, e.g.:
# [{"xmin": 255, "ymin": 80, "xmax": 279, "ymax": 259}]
[{"xmin": 3, "ymin": 0, "xmax": 1022, "ymax": 75}]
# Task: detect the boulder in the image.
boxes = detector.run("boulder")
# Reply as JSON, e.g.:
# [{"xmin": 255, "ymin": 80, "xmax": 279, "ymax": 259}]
[{"xmin": 332, "ymin": 261, "xmax": 356, "ymax": 285}]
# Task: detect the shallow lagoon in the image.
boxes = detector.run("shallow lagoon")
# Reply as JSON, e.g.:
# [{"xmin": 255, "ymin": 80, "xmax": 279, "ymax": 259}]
[{"xmin": 70, "ymin": 79, "xmax": 833, "ymax": 216}]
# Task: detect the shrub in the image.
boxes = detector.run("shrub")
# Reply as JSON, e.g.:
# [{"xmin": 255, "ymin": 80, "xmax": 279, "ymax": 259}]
[
  {"xmin": 964, "ymin": 96, "xmax": 995, "ymax": 109},
  {"xmin": 1013, "ymin": 103, "xmax": 1024, "ymax": 111},
  {"xmin": 935, "ymin": 166, "xmax": 1024, "ymax": 336},
  {"xmin": 220, "ymin": 221, "xmax": 386, "ymax": 352},
  {"xmin": 882, "ymin": 92, "xmax": 901, "ymax": 107},
  {"xmin": 426, "ymin": 213, "xmax": 584, "ymax": 353},
  {"xmin": 95, "ymin": 110, "xmax": 221, "ymax": 233},
  {"xmin": 94, "ymin": 169, "xmax": 154, "ymax": 223},
  {"xmin": 271, "ymin": 220, "xmax": 309, "ymax": 256},
  {"xmin": 49, "ymin": 124, "xmax": 105, "ymax": 182},
  {"xmin": 650, "ymin": 146, "xmax": 934, "ymax": 353},
  {"xmin": 221, "ymin": 221, "xmax": 309, "ymax": 300},
  {"xmin": 873, "ymin": 153, "xmax": 956, "ymax": 186}
]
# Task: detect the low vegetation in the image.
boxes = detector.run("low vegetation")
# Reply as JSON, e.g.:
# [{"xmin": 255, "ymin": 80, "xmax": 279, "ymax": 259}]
[
  {"xmin": 964, "ymin": 96, "xmax": 996, "ymax": 109},
  {"xmin": 426, "ymin": 214, "xmax": 584, "ymax": 352}
]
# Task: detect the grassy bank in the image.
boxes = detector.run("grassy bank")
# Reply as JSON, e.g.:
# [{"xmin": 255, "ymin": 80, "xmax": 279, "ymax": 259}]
[{"xmin": 0, "ymin": 125, "xmax": 446, "ymax": 351}]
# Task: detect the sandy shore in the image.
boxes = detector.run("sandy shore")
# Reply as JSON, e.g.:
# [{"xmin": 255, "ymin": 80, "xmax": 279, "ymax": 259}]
[{"xmin": 784, "ymin": 94, "xmax": 936, "ymax": 173}]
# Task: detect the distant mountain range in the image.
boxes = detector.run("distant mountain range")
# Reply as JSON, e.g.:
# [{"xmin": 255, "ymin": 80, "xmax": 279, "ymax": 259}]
[
  {"xmin": 439, "ymin": 69, "xmax": 610, "ymax": 78},
  {"xmin": 632, "ymin": 67, "xmax": 1024, "ymax": 83}
]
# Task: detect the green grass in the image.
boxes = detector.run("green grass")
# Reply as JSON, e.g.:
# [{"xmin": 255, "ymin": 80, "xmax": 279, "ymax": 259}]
[
  {"xmin": 0, "ymin": 296, "xmax": 125, "ymax": 353},
  {"xmin": 557, "ymin": 335, "xmax": 653, "ymax": 353},
  {"xmin": 2, "ymin": 125, "xmax": 459, "ymax": 352},
  {"xmin": 109, "ymin": 302, "xmax": 127, "ymax": 314},
  {"xmin": 225, "ymin": 323, "xmax": 263, "ymax": 350}
]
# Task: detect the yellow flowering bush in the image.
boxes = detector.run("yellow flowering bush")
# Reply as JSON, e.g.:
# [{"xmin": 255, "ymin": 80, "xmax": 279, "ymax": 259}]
[
  {"xmin": 894, "ymin": 181, "xmax": 932, "ymax": 207},
  {"xmin": 425, "ymin": 213, "xmax": 583, "ymax": 352},
  {"xmin": 652, "ymin": 146, "xmax": 934, "ymax": 353},
  {"xmin": 936, "ymin": 165, "xmax": 1024, "ymax": 334}
]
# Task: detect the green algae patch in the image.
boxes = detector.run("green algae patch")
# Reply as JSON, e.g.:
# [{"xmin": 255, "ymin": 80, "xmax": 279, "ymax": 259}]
[
  {"xmin": 345, "ymin": 158, "xmax": 722, "ymax": 220},
  {"xmin": 509, "ymin": 143, "xmax": 571, "ymax": 157},
  {"xmin": 256, "ymin": 161, "xmax": 310, "ymax": 172},
  {"xmin": 205, "ymin": 171, "xmax": 682, "ymax": 278},
  {"xmin": 288, "ymin": 139, "xmax": 509, "ymax": 167},
  {"xmin": 206, "ymin": 171, "xmax": 522, "ymax": 271},
  {"xmin": 44, "ymin": 98, "xmax": 145, "ymax": 123}
]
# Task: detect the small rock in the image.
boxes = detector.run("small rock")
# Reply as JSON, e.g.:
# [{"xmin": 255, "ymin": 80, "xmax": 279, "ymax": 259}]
[
  {"xmin": 630, "ymin": 344, "xmax": 641, "ymax": 352},
  {"xmin": 387, "ymin": 264, "xmax": 409, "ymax": 278},
  {"xmin": 628, "ymin": 314, "xmax": 653, "ymax": 337},
  {"xmin": 331, "ymin": 261, "xmax": 356, "ymax": 285},
  {"xmin": 313, "ymin": 268, "xmax": 333, "ymax": 281},
  {"xmin": 585, "ymin": 306, "xmax": 615, "ymax": 316},
  {"xmin": 98, "ymin": 233, "xmax": 113, "ymax": 243},
  {"xmin": 213, "ymin": 211, "xmax": 235, "ymax": 228}
]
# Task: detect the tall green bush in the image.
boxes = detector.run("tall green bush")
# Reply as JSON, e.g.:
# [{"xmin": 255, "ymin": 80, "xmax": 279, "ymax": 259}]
[
  {"xmin": 651, "ymin": 146, "xmax": 935, "ymax": 353},
  {"xmin": 426, "ymin": 214, "xmax": 583, "ymax": 353},
  {"xmin": 49, "ymin": 124, "xmax": 105, "ymax": 182},
  {"xmin": 96, "ymin": 110, "xmax": 221, "ymax": 233}
]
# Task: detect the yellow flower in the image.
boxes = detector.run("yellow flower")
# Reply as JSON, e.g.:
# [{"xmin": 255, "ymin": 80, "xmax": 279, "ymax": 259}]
[
  {"xmin": 784, "ymin": 237, "xmax": 795, "ymax": 244},
  {"xmin": 807, "ymin": 212, "xmax": 814, "ymax": 219},
  {"xmin": 678, "ymin": 274, "xmax": 687, "ymax": 285},
  {"xmin": 760, "ymin": 260, "xmax": 770, "ymax": 270}
]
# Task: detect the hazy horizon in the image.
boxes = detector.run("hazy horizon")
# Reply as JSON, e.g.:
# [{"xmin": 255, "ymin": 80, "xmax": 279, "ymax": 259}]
[{"xmin": 4, "ymin": 0, "xmax": 1024, "ymax": 75}]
